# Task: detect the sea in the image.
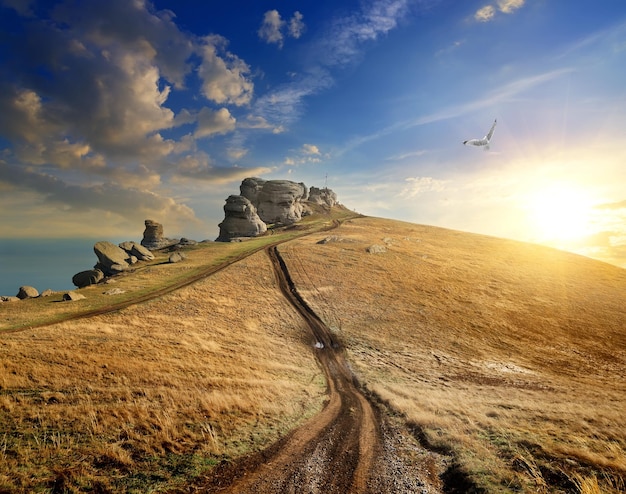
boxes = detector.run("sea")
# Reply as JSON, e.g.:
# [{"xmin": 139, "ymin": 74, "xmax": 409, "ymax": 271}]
[{"xmin": 0, "ymin": 238, "xmax": 128, "ymax": 297}]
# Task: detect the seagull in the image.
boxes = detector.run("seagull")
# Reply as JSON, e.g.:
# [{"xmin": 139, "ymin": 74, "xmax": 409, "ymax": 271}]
[{"xmin": 463, "ymin": 119, "xmax": 497, "ymax": 149}]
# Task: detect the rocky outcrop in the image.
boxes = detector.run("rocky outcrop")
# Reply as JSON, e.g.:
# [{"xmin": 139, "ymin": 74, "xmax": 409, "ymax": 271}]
[
  {"xmin": 243, "ymin": 179, "xmax": 308, "ymax": 226},
  {"xmin": 141, "ymin": 220, "xmax": 178, "ymax": 250},
  {"xmin": 240, "ymin": 177, "xmax": 265, "ymax": 205},
  {"xmin": 94, "ymin": 241, "xmax": 131, "ymax": 276},
  {"xmin": 217, "ymin": 177, "xmax": 338, "ymax": 241},
  {"xmin": 118, "ymin": 241, "xmax": 155, "ymax": 261},
  {"xmin": 217, "ymin": 195, "xmax": 267, "ymax": 242},
  {"xmin": 16, "ymin": 286, "xmax": 39, "ymax": 299},
  {"xmin": 308, "ymin": 186, "xmax": 338, "ymax": 207},
  {"xmin": 72, "ymin": 269, "xmax": 105, "ymax": 288}
]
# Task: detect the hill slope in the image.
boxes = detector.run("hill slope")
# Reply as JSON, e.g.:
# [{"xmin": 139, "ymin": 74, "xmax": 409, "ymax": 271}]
[
  {"xmin": 0, "ymin": 213, "xmax": 624, "ymax": 492},
  {"xmin": 280, "ymin": 216, "xmax": 626, "ymax": 492}
]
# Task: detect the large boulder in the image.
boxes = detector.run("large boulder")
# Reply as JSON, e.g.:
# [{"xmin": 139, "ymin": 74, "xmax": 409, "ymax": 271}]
[
  {"xmin": 217, "ymin": 195, "xmax": 267, "ymax": 242},
  {"xmin": 72, "ymin": 269, "xmax": 105, "ymax": 288},
  {"xmin": 255, "ymin": 180, "xmax": 308, "ymax": 225},
  {"xmin": 16, "ymin": 286, "xmax": 39, "ymax": 299},
  {"xmin": 119, "ymin": 241, "xmax": 155, "ymax": 261},
  {"xmin": 308, "ymin": 186, "xmax": 338, "ymax": 207},
  {"xmin": 141, "ymin": 220, "xmax": 178, "ymax": 250},
  {"xmin": 240, "ymin": 177, "xmax": 266, "ymax": 205},
  {"xmin": 94, "ymin": 241, "xmax": 130, "ymax": 276}
]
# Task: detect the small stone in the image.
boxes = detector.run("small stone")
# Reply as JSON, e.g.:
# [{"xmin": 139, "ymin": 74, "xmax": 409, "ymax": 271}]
[{"xmin": 63, "ymin": 291, "xmax": 86, "ymax": 302}]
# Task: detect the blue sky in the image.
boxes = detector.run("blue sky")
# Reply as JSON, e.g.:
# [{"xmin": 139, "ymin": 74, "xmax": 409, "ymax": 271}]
[{"xmin": 1, "ymin": 0, "xmax": 625, "ymax": 267}]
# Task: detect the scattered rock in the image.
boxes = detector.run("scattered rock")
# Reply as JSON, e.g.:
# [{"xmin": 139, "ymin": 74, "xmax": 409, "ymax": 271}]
[
  {"xmin": 1, "ymin": 296, "xmax": 20, "ymax": 302},
  {"xmin": 168, "ymin": 252, "xmax": 186, "ymax": 263},
  {"xmin": 72, "ymin": 269, "xmax": 105, "ymax": 288},
  {"xmin": 317, "ymin": 236, "xmax": 356, "ymax": 244},
  {"xmin": 103, "ymin": 288, "xmax": 125, "ymax": 295},
  {"xmin": 179, "ymin": 237, "xmax": 197, "ymax": 246},
  {"xmin": 141, "ymin": 219, "xmax": 178, "ymax": 250},
  {"xmin": 217, "ymin": 195, "xmax": 267, "ymax": 242},
  {"xmin": 94, "ymin": 241, "xmax": 130, "ymax": 276},
  {"xmin": 63, "ymin": 291, "xmax": 86, "ymax": 301},
  {"xmin": 39, "ymin": 289, "xmax": 55, "ymax": 297},
  {"xmin": 366, "ymin": 244, "xmax": 387, "ymax": 254},
  {"xmin": 17, "ymin": 286, "xmax": 39, "ymax": 299},
  {"xmin": 119, "ymin": 241, "xmax": 155, "ymax": 261}
]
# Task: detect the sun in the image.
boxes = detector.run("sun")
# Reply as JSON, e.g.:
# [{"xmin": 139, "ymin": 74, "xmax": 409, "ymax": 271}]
[{"xmin": 525, "ymin": 183, "xmax": 593, "ymax": 244}]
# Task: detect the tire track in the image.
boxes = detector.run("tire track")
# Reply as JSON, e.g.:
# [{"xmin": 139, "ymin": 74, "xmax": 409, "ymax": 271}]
[{"xmin": 185, "ymin": 245, "xmax": 382, "ymax": 493}]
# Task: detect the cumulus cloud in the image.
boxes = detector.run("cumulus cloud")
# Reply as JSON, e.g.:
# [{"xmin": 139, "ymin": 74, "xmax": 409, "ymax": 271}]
[
  {"xmin": 0, "ymin": 0, "xmax": 272, "ymax": 234},
  {"xmin": 474, "ymin": 0, "xmax": 525, "ymax": 22},
  {"xmin": 258, "ymin": 10, "xmax": 306, "ymax": 48},
  {"xmin": 195, "ymin": 107, "xmax": 236, "ymax": 139},
  {"xmin": 197, "ymin": 35, "xmax": 254, "ymax": 105}
]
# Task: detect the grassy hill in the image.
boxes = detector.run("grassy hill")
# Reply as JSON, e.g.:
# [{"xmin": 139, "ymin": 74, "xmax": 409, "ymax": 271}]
[
  {"xmin": 1, "ymin": 210, "xmax": 624, "ymax": 492},
  {"xmin": 281, "ymin": 216, "xmax": 626, "ymax": 493}
]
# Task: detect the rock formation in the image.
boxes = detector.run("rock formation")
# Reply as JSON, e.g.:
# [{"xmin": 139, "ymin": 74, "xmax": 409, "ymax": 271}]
[
  {"xmin": 118, "ymin": 241, "xmax": 155, "ymax": 261},
  {"xmin": 16, "ymin": 286, "xmax": 39, "ymax": 299},
  {"xmin": 216, "ymin": 177, "xmax": 338, "ymax": 241},
  {"xmin": 141, "ymin": 220, "xmax": 178, "ymax": 250},
  {"xmin": 94, "ymin": 241, "xmax": 131, "ymax": 276},
  {"xmin": 308, "ymin": 186, "xmax": 338, "ymax": 207},
  {"xmin": 217, "ymin": 195, "xmax": 267, "ymax": 242},
  {"xmin": 241, "ymin": 178, "xmax": 308, "ymax": 225}
]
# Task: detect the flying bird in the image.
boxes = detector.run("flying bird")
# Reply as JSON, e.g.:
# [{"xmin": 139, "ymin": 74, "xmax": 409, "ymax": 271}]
[{"xmin": 463, "ymin": 119, "xmax": 497, "ymax": 149}]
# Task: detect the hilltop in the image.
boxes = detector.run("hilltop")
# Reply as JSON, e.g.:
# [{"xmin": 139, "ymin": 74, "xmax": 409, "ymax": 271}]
[{"xmin": 0, "ymin": 209, "xmax": 624, "ymax": 493}]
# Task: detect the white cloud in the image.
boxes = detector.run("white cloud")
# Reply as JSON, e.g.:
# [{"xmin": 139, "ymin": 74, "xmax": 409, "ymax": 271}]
[
  {"xmin": 289, "ymin": 11, "xmax": 306, "ymax": 39},
  {"xmin": 195, "ymin": 107, "xmax": 236, "ymax": 139},
  {"xmin": 258, "ymin": 10, "xmax": 306, "ymax": 48},
  {"xmin": 259, "ymin": 10, "xmax": 284, "ymax": 47},
  {"xmin": 474, "ymin": 0, "xmax": 525, "ymax": 22},
  {"xmin": 197, "ymin": 35, "xmax": 254, "ymax": 106},
  {"xmin": 283, "ymin": 143, "xmax": 327, "ymax": 167},
  {"xmin": 302, "ymin": 144, "xmax": 321, "ymax": 155},
  {"xmin": 497, "ymin": 0, "xmax": 525, "ymax": 14},
  {"xmin": 474, "ymin": 5, "xmax": 496, "ymax": 22},
  {"xmin": 253, "ymin": 0, "xmax": 410, "ymax": 130}
]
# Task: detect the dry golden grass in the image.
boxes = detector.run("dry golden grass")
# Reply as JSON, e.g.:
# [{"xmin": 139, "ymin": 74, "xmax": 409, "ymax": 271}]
[
  {"xmin": 0, "ymin": 249, "xmax": 327, "ymax": 492},
  {"xmin": 1, "ymin": 210, "xmax": 624, "ymax": 493},
  {"xmin": 280, "ymin": 216, "xmax": 626, "ymax": 493}
]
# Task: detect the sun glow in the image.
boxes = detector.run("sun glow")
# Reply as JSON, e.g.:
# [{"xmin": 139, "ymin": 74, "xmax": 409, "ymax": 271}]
[{"xmin": 526, "ymin": 183, "xmax": 594, "ymax": 244}]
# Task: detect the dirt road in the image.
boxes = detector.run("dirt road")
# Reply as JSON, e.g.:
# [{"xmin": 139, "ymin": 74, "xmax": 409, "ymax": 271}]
[{"xmin": 182, "ymin": 246, "xmax": 443, "ymax": 493}]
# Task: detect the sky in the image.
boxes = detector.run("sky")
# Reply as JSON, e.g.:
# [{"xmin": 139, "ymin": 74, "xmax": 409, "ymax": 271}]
[{"xmin": 1, "ymin": 0, "xmax": 625, "ymax": 268}]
